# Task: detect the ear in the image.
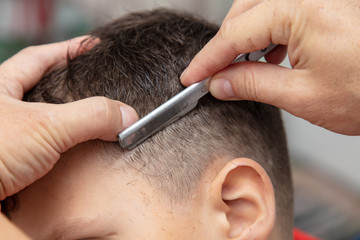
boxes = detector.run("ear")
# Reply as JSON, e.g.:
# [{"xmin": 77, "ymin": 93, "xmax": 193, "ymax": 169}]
[{"xmin": 209, "ymin": 158, "xmax": 275, "ymax": 240}]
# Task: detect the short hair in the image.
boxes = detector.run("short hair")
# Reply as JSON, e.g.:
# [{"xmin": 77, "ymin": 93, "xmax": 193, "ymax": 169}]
[{"xmin": 5, "ymin": 9, "xmax": 293, "ymax": 236}]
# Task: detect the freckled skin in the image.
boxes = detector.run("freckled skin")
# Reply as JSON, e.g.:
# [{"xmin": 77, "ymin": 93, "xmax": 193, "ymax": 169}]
[{"xmin": 246, "ymin": 38, "xmax": 256, "ymax": 51}]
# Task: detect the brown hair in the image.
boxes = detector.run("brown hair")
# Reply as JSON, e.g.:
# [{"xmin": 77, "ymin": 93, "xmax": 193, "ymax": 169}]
[{"xmin": 4, "ymin": 9, "xmax": 293, "ymax": 237}]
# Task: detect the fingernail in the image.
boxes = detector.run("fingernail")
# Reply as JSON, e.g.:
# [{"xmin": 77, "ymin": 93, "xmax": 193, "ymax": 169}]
[
  {"xmin": 80, "ymin": 36, "xmax": 101, "ymax": 52},
  {"xmin": 86, "ymin": 36, "xmax": 101, "ymax": 46},
  {"xmin": 210, "ymin": 78, "xmax": 235, "ymax": 99},
  {"xmin": 120, "ymin": 105, "xmax": 139, "ymax": 129}
]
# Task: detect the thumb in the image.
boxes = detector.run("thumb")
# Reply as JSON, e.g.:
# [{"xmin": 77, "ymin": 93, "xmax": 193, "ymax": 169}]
[
  {"xmin": 53, "ymin": 96, "xmax": 138, "ymax": 150},
  {"xmin": 209, "ymin": 61, "xmax": 303, "ymax": 109}
]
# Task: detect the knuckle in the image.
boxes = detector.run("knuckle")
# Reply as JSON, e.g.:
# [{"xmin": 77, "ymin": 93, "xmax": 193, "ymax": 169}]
[
  {"xmin": 265, "ymin": 0, "xmax": 292, "ymax": 42},
  {"xmin": 219, "ymin": 18, "xmax": 238, "ymax": 52},
  {"xmin": 93, "ymin": 96, "xmax": 115, "ymax": 129},
  {"xmin": 238, "ymin": 69, "xmax": 259, "ymax": 100}
]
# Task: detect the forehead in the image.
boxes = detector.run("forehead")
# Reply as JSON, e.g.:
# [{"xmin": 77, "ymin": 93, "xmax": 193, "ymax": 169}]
[
  {"xmin": 9, "ymin": 142, "xmax": 164, "ymax": 238},
  {"xmin": 9, "ymin": 142, "xmax": 217, "ymax": 240}
]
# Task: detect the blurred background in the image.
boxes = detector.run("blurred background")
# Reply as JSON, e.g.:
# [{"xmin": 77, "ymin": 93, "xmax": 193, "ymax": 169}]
[{"xmin": 0, "ymin": 0, "xmax": 359, "ymax": 239}]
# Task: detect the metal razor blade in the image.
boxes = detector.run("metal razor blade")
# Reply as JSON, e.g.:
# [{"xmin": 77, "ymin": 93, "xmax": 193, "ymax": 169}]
[{"xmin": 118, "ymin": 43, "xmax": 277, "ymax": 149}]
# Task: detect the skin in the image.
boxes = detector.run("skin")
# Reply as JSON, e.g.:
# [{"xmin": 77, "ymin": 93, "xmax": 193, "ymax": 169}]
[
  {"xmin": 0, "ymin": 37, "xmax": 139, "ymax": 238},
  {"xmin": 181, "ymin": 0, "xmax": 360, "ymax": 135},
  {"xmin": 9, "ymin": 143, "xmax": 208, "ymax": 240},
  {"xmin": 0, "ymin": 37, "xmax": 139, "ymax": 201},
  {"xmin": 8, "ymin": 142, "xmax": 276, "ymax": 240}
]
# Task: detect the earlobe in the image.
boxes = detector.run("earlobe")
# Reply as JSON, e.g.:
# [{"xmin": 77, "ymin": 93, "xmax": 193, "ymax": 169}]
[{"xmin": 210, "ymin": 158, "xmax": 275, "ymax": 240}]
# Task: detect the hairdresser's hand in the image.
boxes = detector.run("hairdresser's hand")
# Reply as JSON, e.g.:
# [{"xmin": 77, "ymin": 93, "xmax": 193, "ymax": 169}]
[
  {"xmin": 181, "ymin": 0, "xmax": 360, "ymax": 135},
  {"xmin": 0, "ymin": 37, "xmax": 139, "ymax": 200}
]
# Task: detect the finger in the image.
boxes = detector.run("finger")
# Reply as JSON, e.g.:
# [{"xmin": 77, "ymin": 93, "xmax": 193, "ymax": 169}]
[
  {"xmin": 264, "ymin": 45, "xmax": 287, "ymax": 64},
  {"xmin": 208, "ymin": 61, "xmax": 304, "ymax": 111},
  {"xmin": 51, "ymin": 97, "xmax": 139, "ymax": 151},
  {"xmin": 181, "ymin": 0, "xmax": 290, "ymax": 86},
  {"xmin": 223, "ymin": 0, "xmax": 263, "ymax": 22},
  {"xmin": 0, "ymin": 36, "xmax": 99, "ymax": 99}
]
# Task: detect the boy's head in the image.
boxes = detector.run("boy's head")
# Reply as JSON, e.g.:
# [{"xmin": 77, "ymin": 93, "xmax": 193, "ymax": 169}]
[{"xmin": 3, "ymin": 9, "xmax": 293, "ymax": 240}]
